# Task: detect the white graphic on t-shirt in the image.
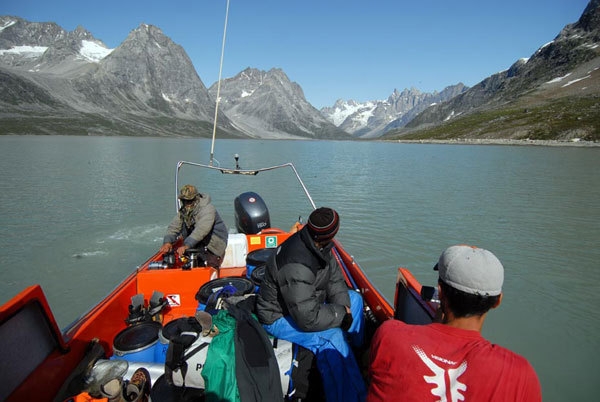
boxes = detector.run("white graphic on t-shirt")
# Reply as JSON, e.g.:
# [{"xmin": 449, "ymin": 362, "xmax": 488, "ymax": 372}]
[{"xmin": 413, "ymin": 345, "xmax": 467, "ymax": 402}]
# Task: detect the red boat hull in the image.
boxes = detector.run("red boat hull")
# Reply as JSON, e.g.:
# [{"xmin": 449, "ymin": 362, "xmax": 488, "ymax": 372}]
[{"xmin": 1, "ymin": 227, "xmax": 411, "ymax": 401}]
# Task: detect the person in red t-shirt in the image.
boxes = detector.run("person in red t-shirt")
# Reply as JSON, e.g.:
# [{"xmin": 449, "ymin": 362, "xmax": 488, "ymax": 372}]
[{"xmin": 367, "ymin": 244, "xmax": 542, "ymax": 402}]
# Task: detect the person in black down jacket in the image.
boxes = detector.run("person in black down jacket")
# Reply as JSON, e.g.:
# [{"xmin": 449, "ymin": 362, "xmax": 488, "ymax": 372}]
[{"xmin": 256, "ymin": 207, "xmax": 366, "ymax": 402}]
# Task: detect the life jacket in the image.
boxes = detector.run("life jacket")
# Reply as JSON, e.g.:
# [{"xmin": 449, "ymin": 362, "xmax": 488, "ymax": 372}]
[{"xmin": 63, "ymin": 392, "xmax": 108, "ymax": 402}]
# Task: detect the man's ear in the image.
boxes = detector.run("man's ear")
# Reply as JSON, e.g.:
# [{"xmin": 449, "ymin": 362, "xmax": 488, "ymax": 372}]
[
  {"xmin": 492, "ymin": 293, "xmax": 503, "ymax": 309},
  {"xmin": 437, "ymin": 283, "xmax": 447, "ymax": 301},
  {"xmin": 435, "ymin": 284, "xmax": 445, "ymax": 322}
]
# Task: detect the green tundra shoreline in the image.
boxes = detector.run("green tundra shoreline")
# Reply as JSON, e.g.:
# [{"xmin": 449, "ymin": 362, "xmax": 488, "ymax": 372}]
[{"xmin": 392, "ymin": 138, "xmax": 600, "ymax": 147}]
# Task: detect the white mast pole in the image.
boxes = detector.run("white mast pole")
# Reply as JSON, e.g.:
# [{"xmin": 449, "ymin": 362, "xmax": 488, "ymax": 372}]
[{"xmin": 209, "ymin": 0, "xmax": 230, "ymax": 166}]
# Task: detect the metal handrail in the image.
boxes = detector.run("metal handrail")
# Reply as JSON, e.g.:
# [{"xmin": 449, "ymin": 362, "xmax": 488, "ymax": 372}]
[{"xmin": 174, "ymin": 158, "xmax": 316, "ymax": 213}]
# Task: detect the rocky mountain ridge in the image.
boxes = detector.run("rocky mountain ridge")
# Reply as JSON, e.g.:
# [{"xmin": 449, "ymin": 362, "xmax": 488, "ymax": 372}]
[
  {"xmin": 0, "ymin": 17, "xmax": 244, "ymax": 137},
  {"xmin": 1, "ymin": 13, "xmax": 442, "ymax": 140},
  {"xmin": 1, "ymin": 1, "xmax": 599, "ymax": 141},
  {"xmin": 208, "ymin": 67, "xmax": 350, "ymax": 139},
  {"xmin": 0, "ymin": 15, "xmax": 476, "ymax": 140}
]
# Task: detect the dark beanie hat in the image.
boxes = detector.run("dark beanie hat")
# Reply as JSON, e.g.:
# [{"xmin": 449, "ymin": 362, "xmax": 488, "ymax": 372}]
[{"xmin": 307, "ymin": 207, "xmax": 340, "ymax": 243}]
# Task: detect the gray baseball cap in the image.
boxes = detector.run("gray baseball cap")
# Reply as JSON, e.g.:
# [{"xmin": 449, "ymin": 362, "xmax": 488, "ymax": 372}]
[{"xmin": 434, "ymin": 245, "xmax": 504, "ymax": 296}]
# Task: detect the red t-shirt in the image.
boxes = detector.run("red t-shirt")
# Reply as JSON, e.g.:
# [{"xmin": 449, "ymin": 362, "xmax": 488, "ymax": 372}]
[{"xmin": 367, "ymin": 320, "xmax": 541, "ymax": 402}]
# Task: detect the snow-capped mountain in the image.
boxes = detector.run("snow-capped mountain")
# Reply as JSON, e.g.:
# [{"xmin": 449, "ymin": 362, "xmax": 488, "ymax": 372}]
[
  {"xmin": 0, "ymin": 16, "xmax": 349, "ymax": 139},
  {"xmin": 321, "ymin": 85, "xmax": 467, "ymax": 138},
  {"xmin": 0, "ymin": 16, "xmax": 239, "ymax": 137},
  {"xmin": 0, "ymin": 18, "xmax": 112, "ymax": 74}
]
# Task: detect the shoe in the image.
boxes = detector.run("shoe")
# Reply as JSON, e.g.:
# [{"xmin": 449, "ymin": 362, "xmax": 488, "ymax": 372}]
[
  {"xmin": 125, "ymin": 367, "xmax": 151, "ymax": 402},
  {"xmin": 100, "ymin": 378, "xmax": 124, "ymax": 402},
  {"xmin": 85, "ymin": 359, "xmax": 128, "ymax": 398},
  {"xmin": 126, "ymin": 294, "xmax": 147, "ymax": 325}
]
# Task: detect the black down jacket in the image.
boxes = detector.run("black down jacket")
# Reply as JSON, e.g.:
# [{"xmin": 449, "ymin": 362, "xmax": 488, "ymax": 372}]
[{"xmin": 256, "ymin": 227, "xmax": 350, "ymax": 331}]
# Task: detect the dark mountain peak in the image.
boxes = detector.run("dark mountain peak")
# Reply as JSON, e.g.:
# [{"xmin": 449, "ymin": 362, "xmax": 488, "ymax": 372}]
[
  {"xmin": 240, "ymin": 66, "xmax": 260, "ymax": 74},
  {"xmin": 573, "ymin": 0, "xmax": 600, "ymax": 33},
  {"xmin": 0, "ymin": 16, "xmax": 107, "ymax": 69},
  {"xmin": 71, "ymin": 25, "xmax": 94, "ymax": 40},
  {"xmin": 388, "ymin": 87, "xmax": 423, "ymax": 103},
  {"xmin": 24, "ymin": 26, "xmax": 108, "ymax": 71},
  {"xmin": 216, "ymin": 67, "xmax": 302, "ymax": 106},
  {"xmin": 506, "ymin": 58, "xmax": 528, "ymax": 78},
  {"xmin": 126, "ymin": 23, "xmax": 172, "ymax": 46},
  {"xmin": 116, "ymin": 23, "xmax": 184, "ymax": 59},
  {"xmin": 0, "ymin": 17, "xmax": 99, "ymax": 70},
  {"xmin": 102, "ymin": 23, "xmax": 196, "ymax": 81},
  {"xmin": 235, "ymin": 67, "xmax": 289, "ymax": 84},
  {"xmin": 77, "ymin": 21, "xmax": 220, "ymax": 123},
  {"xmin": 237, "ymin": 67, "xmax": 268, "ymax": 83},
  {"xmin": 210, "ymin": 67, "xmax": 350, "ymax": 139},
  {"xmin": 344, "ymin": 98, "xmax": 360, "ymax": 106},
  {"xmin": 401, "ymin": 87, "xmax": 422, "ymax": 96},
  {"xmin": 0, "ymin": 16, "xmax": 67, "ymax": 48},
  {"xmin": 519, "ymin": 0, "xmax": 599, "ymax": 84},
  {"xmin": 439, "ymin": 82, "xmax": 466, "ymax": 97},
  {"xmin": 263, "ymin": 68, "xmax": 305, "ymax": 98},
  {"xmin": 266, "ymin": 67, "xmax": 286, "ymax": 78}
]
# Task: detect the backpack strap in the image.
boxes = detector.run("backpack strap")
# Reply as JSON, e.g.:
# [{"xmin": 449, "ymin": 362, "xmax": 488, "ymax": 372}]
[{"xmin": 164, "ymin": 331, "xmax": 197, "ymax": 386}]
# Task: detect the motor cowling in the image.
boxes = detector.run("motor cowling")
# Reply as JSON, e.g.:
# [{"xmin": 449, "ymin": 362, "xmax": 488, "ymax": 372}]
[{"xmin": 234, "ymin": 191, "xmax": 271, "ymax": 234}]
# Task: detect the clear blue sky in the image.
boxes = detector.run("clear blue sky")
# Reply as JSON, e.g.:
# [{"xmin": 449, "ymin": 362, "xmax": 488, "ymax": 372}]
[{"xmin": 2, "ymin": 0, "xmax": 591, "ymax": 108}]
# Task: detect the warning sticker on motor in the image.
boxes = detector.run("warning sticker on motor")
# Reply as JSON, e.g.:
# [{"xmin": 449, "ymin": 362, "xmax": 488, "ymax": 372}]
[{"xmin": 166, "ymin": 294, "xmax": 181, "ymax": 307}]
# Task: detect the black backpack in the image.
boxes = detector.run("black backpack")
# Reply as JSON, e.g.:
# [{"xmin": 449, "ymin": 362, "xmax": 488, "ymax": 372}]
[{"xmin": 227, "ymin": 302, "xmax": 284, "ymax": 402}]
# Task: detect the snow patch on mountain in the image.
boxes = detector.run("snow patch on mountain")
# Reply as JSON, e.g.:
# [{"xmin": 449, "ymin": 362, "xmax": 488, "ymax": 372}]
[
  {"xmin": 77, "ymin": 40, "xmax": 113, "ymax": 62},
  {"xmin": 0, "ymin": 19, "xmax": 16, "ymax": 32},
  {"xmin": 0, "ymin": 45, "xmax": 47, "ymax": 57},
  {"xmin": 325, "ymin": 99, "xmax": 378, "ymax": 126},
  {"xmin": 321, "ymin": 84, "xmax": 468, "ymax": 138}
]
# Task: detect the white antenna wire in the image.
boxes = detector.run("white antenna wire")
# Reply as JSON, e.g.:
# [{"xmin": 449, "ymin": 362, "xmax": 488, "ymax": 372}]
[{"xmin": 209, "ymin": 0, "xmax": 230, "ymax": 166}]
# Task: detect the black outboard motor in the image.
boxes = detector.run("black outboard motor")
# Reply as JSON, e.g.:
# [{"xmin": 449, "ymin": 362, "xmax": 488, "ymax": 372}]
[{"xmin": 234, "ymin": 191, "xmax": 271, "ymax": 234}]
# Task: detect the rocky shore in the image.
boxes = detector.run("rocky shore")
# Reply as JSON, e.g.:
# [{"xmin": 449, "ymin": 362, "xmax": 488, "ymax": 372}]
[{"xmin": 394, "ymin": 138, "xmax": 600, "ymax": 147}]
